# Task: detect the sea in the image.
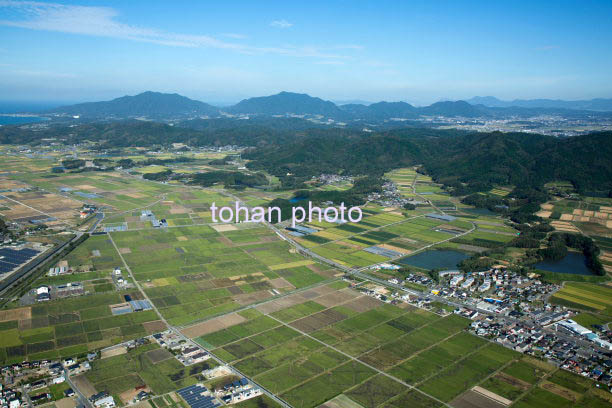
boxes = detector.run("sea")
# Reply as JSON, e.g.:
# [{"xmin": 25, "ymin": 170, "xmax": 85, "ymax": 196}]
[
  {"xmin": 0, "ymin": 101, "xmax": 64, "ymax": 125},
  {"xmin": 0, "ymin": 116, "xmax": 48, "ymax": 125}
]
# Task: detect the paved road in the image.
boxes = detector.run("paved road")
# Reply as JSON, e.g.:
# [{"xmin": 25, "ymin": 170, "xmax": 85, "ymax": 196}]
[
  {"xmin": 88, "ymin": 213, "xmax": 104, "ymax": 233},
  {"xmin": 20, "ymin": 385, "xmax": 33, "ymax": 408}
]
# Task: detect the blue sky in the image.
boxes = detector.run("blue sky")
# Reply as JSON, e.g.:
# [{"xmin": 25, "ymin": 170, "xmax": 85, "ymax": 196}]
[{"xmin": 0, "ymin": 0, "xmax": 611, "ymax": 105}]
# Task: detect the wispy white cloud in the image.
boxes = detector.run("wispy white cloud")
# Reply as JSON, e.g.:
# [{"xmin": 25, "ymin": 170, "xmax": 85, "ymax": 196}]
[
  {"xmin": 270, "ymin": 19, "xmax": 293, "ymax": 29},
  {"xmin": 221, "ymin": 33, "xmax": 247, "ymax": 39},
  {"xmin": 0, "ymin": 1, "xmax": 353, "ymax": 59}
]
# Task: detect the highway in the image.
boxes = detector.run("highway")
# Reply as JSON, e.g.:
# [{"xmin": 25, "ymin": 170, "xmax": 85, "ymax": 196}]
[
  {"xmin": 0, "ymin": 232, "xmax": 84, "ymax": 297},
  {"xmin": 0, "ymin": 207, "xmax": 103, "ymax": 300}
]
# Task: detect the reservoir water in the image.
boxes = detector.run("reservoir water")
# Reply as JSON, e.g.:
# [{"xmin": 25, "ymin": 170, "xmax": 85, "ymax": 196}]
[
  {"xmin": 399, "ymin": 250, "xmax": 469, "ymax": 270},
  {"xmin": 534, "ymin": 252, "xmax": 594, "ymax": 275}
]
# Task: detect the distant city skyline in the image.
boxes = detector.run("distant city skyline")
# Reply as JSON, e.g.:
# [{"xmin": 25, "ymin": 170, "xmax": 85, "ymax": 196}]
[{"xmin": 1, "ymin": 0, "xmax": 611, "ymax": 104}]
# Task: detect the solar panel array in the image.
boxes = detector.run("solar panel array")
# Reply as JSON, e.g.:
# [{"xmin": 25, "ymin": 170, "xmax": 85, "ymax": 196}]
[
  {"xmin": 178, "ymin": 385, "xmax": 220, "ymax": 408},
  {"xmin": 0, "ymin": 247, "xmax": 39, "ymax": 273}
]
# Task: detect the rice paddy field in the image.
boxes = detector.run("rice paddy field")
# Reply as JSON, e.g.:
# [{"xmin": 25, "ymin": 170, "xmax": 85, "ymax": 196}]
[
  {"xmin": 386, "ymin": 168, "xmax": 457, "ymax": 207},
  {"xmin": 22, "ymin": 170, "xmax": 179, "ymax": 213},
  {"xmin": 279, "ymin": 167, "xmax": 518, "ymax": 269},
  {"xmin": 292, "ymin": 202, "xmax": 513, "ymax": 268},
  {"xmin": 0, "ymin": 290, "xmax": 164, "ymax": 365},
  {"xmin": 2, "ymin": 155, "xmax": 606, "ymax": 408},
  {"xmin": 111, "ymin": 224, "xmax": 336, "ymax": 326},
  {"xmin": 185, "ymin": 282, "xmax": 608, "ymax": 408}
]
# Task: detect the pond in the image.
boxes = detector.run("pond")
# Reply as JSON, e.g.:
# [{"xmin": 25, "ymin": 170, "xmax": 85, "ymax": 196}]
[
  {"xmin": 534, "ymin": 252, "xmax": 594, "ymax": 275},
  {"xmin": 398, "ymin": 250, "xmax": 469, "ymax": 270},
  {"xmin": 289, "ymin": 197, "xmax": 307, "ymax": 203}
]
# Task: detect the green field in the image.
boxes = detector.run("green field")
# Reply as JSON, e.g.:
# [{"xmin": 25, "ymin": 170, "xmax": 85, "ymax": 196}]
[{"xmin": 0, "ymin": 292, "xmax": 162, "ymax": 365}]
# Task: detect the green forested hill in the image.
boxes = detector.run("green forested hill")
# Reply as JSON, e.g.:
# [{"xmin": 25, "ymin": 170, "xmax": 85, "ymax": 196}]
[{"xmin": 246, "ymin": 130, "xmax": 612, "ymax": 194}]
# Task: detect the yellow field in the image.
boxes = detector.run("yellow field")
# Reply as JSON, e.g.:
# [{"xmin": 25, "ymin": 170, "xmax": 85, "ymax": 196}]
[
  {"xmin": 561, "ymin": 287, "xmax": 612, "ymax": 306},
  {"xmin": 269, "ymin": 260, "xmax": 315, "ymax": 270},
  {"xmin": 552, "ymin": 293, "xmax": 606, "ymax": 310},
  {"xmin": 152, "ymin": 277, "xmax": 179, "ymax": 287},
  {"xmin": 490, "ymin": 188, "xmax": 510, "ymax": 196},
  {"xmin": 312, "ymin": 230, "xmax": 345, "ymax": 240}
]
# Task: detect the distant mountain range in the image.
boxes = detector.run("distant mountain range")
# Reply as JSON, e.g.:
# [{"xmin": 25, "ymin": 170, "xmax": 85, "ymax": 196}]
[
  {"xmin": 46, "ymin": 91, "xmax": 612, "ymax": 121},
  {"xmin": 467, "ymin": 96, "xmax": 612, "ymax": 111}
]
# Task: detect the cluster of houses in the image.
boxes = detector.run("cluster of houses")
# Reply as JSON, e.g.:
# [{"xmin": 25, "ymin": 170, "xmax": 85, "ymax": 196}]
[
  {"xmin": 375, "ymin": 268, "xmax": 558, "ymax": 317},
  {"xmin": 470, "ymin": 317, "xmax": 612, "ymax": 386},
  {"xmin": 112, "ymin": 267, "xmax": 128, "ymax": 288},
  {"xmin": 367, "ymin": 180, "xmax": 415, "ymax": 208},
  {"xmin": 216, "ymin": 378, "xmax": 262, "ymax": 405},
  {"xmin": 24, "ymin": 372, "xmax": 71, "ymax": 405},
  {"xmin": 396, "ymin": 272, "xmax": 432, "ymax": 286},
  {"xmin": 437, "ymin": 268, "xmax": 559, "ymax": 306},
  {"xmin": 59, "ymin": 356, "xmax": 92, "ymax": 376},
  {"xmin": 0, "ymin": 355, "xmax": 93, "ymax": 408},
  {"xmin": 0, "ymin": 383, "xmax": 22, "ymax": 408},
  {"xmin": 152, "ymin": 331, "xmax": 211, "ymax": 366},
  {"xmin": 140, "ymin": 210, "xmax": 167, "ymax": 228},
  {"xmin": 313, "ymin": 174, "xmax": 353, "ymax": 186}
]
